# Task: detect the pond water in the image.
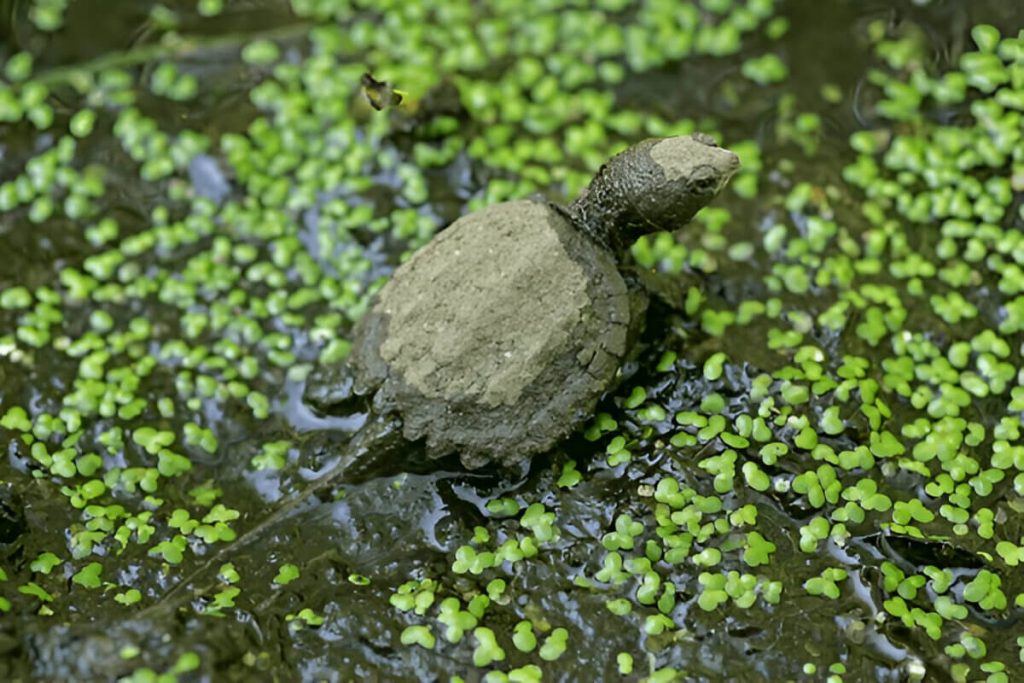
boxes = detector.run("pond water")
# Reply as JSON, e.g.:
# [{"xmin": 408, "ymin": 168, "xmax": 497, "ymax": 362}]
[{"xmin": 1, "ymin": 0, "xmax": 1024, "ymax": 681}]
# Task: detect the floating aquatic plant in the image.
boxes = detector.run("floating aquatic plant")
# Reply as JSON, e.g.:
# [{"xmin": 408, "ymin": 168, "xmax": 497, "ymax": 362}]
[{"xmin": 1, "ymin": 0, "xmax": 1023, "ymax": 680}]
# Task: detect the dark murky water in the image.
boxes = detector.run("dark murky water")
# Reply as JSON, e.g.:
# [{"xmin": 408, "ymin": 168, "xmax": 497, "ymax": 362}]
[{"xmin": 2, "ymin": 0, "xmax": 1024, "ymax": 680}]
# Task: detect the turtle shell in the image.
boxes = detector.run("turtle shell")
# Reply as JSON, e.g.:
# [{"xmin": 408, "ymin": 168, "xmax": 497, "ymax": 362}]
[{"xmin": 348, "ymin": 199, "xmax": 638, "ymax": 469}]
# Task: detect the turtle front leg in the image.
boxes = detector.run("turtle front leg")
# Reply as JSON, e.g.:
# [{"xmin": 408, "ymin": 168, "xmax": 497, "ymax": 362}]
[
  {"xmin": 626, "ymin": 263, "xmax": 703, "ymax": 313},
  {"xmin": 303, "ymin": 361, "xmax": 370, "ymax": 415}
]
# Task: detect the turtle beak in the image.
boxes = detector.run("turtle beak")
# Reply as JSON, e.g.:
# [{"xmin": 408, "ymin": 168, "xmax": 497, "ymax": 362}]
[{"xmin": 720, "ymin": 151, "xmax": 741, "ymax": 189}]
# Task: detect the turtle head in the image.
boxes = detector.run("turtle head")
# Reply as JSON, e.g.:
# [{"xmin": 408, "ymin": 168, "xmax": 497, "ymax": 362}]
[{"xmin": 569, "ymin": 134, "xmax": 740, "ymax": 255}]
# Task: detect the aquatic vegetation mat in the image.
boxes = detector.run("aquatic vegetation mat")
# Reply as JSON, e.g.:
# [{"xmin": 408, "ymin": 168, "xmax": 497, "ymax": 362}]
[{"xmin": 0, "ymin": 0, "xmax": 1023, "ymax": 680}]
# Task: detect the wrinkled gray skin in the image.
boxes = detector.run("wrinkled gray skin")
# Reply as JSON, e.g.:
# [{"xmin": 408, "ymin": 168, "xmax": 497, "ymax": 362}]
[{"xmin": 306, "ymin": 133, "xmax": 740, "ymax": 469}]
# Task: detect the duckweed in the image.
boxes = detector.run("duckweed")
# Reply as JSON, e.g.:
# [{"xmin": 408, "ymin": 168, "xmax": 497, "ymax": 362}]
[{"xmin": 2, "ymin": 1, "xmax": 1024, "ymax": 680}]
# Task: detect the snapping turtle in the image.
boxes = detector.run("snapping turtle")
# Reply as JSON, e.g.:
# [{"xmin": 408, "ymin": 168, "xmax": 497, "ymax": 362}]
[
  {"xmin": 305, "ymin": 133, "xmax": 739, "ymax": 472},
  {"xmin": 153, "ymin": 134, "xmax": 737, "ymax": 609}
]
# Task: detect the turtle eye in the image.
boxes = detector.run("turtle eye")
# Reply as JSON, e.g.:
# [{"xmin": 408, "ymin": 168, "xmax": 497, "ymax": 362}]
[{"xmin": 691, "ymin": 175, "xmax": 718, "ymax": 194}]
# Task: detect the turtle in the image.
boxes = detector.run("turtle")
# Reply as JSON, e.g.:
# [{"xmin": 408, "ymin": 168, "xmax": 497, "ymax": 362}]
[
  {"xmin": 153, "ymin": 133, "xmax": 738, "ymax": 609},
  {"xmin": 304, "ymin": 132, "xmax": 740, "ymax": 472}
]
